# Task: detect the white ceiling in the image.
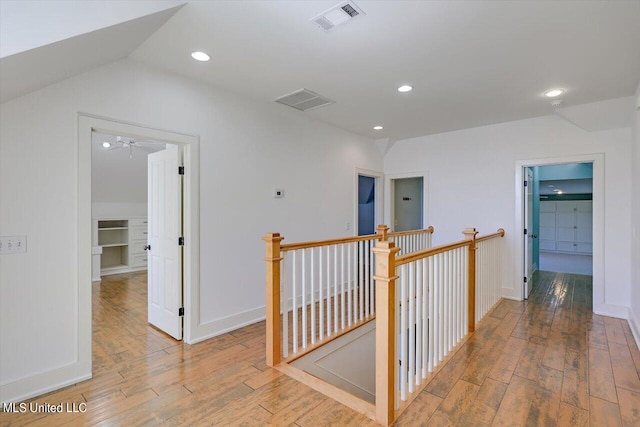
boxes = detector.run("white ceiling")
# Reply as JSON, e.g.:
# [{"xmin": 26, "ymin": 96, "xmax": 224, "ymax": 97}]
[
  {"xmin": 92, "ymin": 132, "xmax": 165, "ymax": 204},
  {"xmin": 2, "ymin": 1, "xmax": 640, "ymax": 140}
]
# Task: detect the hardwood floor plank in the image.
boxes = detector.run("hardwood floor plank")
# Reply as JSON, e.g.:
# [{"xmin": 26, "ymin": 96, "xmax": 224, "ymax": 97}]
[
  {"xmin": 294, "ymin": 399, "xmax": 378, "ymax": 427},
  {"xmin": 562, "ymin": 350, "xmax": 589, "ymax": 410},
  {"xmin": 393, "ymin": 391, "xmax": 442, "ymax": 426},
  {"xmin": 604, "ymin": 317, "xmax": 628, "ymax": 346},
  {"xmin": 487, "ymin": 336, "xmax": 528, "ymax": 384},
  {"xmin": 541, "ymin": 328, "xmax": 566, "ymax": 372},
  {"xmin": 617, "ymin": 387, "xmax": 640, "ymax": 427},
  {"xmin": 608, "ymin": 341, "xmax": 640, "ymax": 393},
  {"xmin": 588, "ymin": 346, "xmax": 618, "ymax": 403},
  {"xmin": 426, "ymin": 380, "xmax": 480, "ymax": 426},
  {"xmin": 513, "ymin": 340, "xmax": 546, "ymax": 381},
  {"xmin": 458, "ymin": 377, "xmax": 507, "ymax": 426},
  {"xmin": 525, "ymin": 365, "xmax": 563, "ymax": 426},
  {"xmin": 589, "ymin": 396, "xmax": 622, "ymax": 427},
  {"xmin": 557, "ymin": 402, "xmax": 589, "ymax": 427},
  {"xmin": 492, "ymin": 375, "xmax": 537, "ymax": 427}
]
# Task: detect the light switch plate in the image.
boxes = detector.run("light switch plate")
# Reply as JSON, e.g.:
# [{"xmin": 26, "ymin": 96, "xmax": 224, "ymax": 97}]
[{"xmin": 0, "ymin": 236, "xmax": 27, "ymax": 254}]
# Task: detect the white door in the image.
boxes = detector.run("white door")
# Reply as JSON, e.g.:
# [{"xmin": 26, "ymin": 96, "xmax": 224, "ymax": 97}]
[
  {"xmin": 524, "ymin": 168, "xmax": 535, "ymax": 298},
  {"xmin": 147, "ymin": 144, "xmax": 183, "ymax": 340}
]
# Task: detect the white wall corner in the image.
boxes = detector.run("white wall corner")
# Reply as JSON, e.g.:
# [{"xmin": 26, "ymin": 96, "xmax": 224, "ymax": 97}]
[
  {"xmin": 593, "ymin": 303, "xmax": 631, "ymax": 320},
  {"xmin": 375, "ymin": 138, "xmax": 396, "ymax": 157}
]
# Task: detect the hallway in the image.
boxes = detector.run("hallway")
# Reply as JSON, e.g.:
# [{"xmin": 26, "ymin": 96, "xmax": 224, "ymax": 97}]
[{"xmin": 1, "ymin": 271, "xmax": 639, "ymax": 426}]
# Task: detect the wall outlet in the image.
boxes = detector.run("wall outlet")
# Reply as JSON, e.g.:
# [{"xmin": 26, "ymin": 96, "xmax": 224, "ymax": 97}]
[
  {"xmin": 0, "ymin": 236, "xmax": 27, "ymax": 254},
  {"xmin": 273, "ymin": 188, "xmax": 285, "ymax": 198},
  {"xmin": 345, "ymin": 222, "xmax": 350, "ymax": 230}
]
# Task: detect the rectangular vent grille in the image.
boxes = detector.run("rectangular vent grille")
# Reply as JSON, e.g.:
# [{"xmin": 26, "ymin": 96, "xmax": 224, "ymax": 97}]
[
  {"xmin": 310, "ymin": 1, "xmax": 365, "ymax": 31},
  {"xmin": 274, "ymin": 89, "xmax": 335, "ymax": 112},
  {"xmin": 341, "ymin": 4, "xmax": 359, "ymax": 18}
]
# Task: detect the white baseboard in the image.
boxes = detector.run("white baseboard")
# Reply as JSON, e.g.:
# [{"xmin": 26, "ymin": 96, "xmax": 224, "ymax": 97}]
[
  {"xmin": 593, "ymin": 303, "xmax": 629, "ymax": 319},
  {"xmin": 627, "ymin": 307, "xmax": 640, "ymax": 350},
  {"xmin": 501, "ymin": 287, "xmax": 522, "ymax": 301},
  {"xmin": 187, "ymin": 306, "xmax": 266, "ymax": 345},
  {"xmin": 0, "ymin": 363, "xmax": 91, "ymax": 405}
]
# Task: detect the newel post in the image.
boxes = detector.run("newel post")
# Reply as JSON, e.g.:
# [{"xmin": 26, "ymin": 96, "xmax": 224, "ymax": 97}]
[
  {"xmin": 462, "ymin": 228, "xmax": 478, "ymax": 333},
  {"xmin": 263, "ymin": 232, "xmax": 284, "ymax": 367},
  {"xmin": 372, "ymin": 240, "xmax": 400, "ymax": 426},
  {"xmin": 377, "ymin": 224, "xmax": 389, "ymax": 241}
]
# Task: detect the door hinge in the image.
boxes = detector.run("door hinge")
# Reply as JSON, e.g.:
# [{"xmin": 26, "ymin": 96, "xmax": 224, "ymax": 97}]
[
  {"xmin": 524, "ymin": 228, "xmax": 528, "ymax": 235},
  {"xmin": 524, "ymin": 180, "xmax": 528, "ymax": 187},
  {"xmin": 178, "ymin": 166, "xmax": 185, "ymax": 175},
  {"xmin": 178, "ymin": 307, "xmax": 184, "ymax": 316},
  {"xmin": 524, "ymin": 276, "xmax": 527, "ymax": 283},
  {"xmin": 178, "ymin": 237, "xmax": 184, "ymax": 246}
]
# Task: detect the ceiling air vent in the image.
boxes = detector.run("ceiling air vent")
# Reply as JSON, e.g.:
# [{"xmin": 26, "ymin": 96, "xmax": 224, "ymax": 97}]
[
  {"xmin": 274, "ymin": 89, "xmax": 335, "ymax": 112},
  {"xmin": 310, "ymin": 1, "xmax": 365, "ymax": 31}
]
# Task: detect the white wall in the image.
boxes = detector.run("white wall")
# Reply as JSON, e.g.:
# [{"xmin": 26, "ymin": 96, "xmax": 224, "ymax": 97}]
[
  {"xmin": 630, "ymin": 85, "xmax": 640, "ymax": 343},
  {"xmin": 385, "ymin": 104, "xmax": 632, "ymax": 313},
  {"xmin": 0, "ymin": 58, "xmax": 382, "ymax": 401}
]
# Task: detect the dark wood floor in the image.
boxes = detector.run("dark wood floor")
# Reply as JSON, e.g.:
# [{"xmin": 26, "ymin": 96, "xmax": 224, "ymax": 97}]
[{"xmin": 1, "ymin": 270, "xmax": 639, "ymax": 426}]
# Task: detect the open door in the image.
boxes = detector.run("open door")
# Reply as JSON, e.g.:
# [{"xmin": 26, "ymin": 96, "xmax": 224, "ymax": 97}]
[
  {"xmin": 147, "ymin": 144, "xmax": 183, "ymax": 340},
  {"xmin": 393, "ymin": 177, "xmax": 423, "ymax": 231},
  {"xmin": 523, "ymin": 167, "xmax": 536, "ymax": 298}
]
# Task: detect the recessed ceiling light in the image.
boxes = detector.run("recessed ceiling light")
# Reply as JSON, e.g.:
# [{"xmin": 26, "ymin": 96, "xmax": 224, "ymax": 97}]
[
  {"xmin": 397, "ymin": 85, "xmax": 413, "ymax": 93},
  {"xmin": 373, "ymin": 125, "xmax": 383, "ymax": 130},
  {"xmin": 102, "ymin": 142, "xmax": 111, "ymax": 148},
  {"xmin": 191, "ymin": 51, "xmax": 210, "ymax": 62},
  {"xmin": 548, "ymin": 185, "xmax": 555, "ymax": 187},
  {"xmin": 545, "ymin": 89, "xmax": 564, "ymax": 98},
  {"xmin": 557, "ymin": 190, "xmax": 563, "ymax": 194}
]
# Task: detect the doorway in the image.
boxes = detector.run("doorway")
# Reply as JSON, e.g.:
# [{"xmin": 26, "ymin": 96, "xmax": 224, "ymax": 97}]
[
  {"xmin": 79, "ymin": 115, "xmax": 200, "ymax": 377},
  {"xmin": 516, "ymin": 156, "xmax": 601, "ymax": 306},
  {"xmin": 392, "ymin": 177, "xmax": 423, "ymax": 231},
  {"xmin": 355, "ymin": 169, "xmax": 383, "ymax": 236}
]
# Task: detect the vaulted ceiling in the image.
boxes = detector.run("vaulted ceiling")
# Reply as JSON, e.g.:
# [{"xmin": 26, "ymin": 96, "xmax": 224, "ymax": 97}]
[{"xmin": 2, "ymin": 1, "xmax": 639, "ymax": 140}]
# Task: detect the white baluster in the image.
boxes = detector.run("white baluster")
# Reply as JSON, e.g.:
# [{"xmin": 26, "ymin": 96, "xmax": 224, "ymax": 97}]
[
  {"xmin": 428, "ymin": 255, "xmax": 434, "ymax": 372},
  {"xmin": 293, "ymin": 251, "xmax": 298, "ymax": 354},
  {"xmin": 302, "ymin": 249, "xmax": 307, "ymax": 349},
  {"xmin": 319, "ymin": 246, "xmax": 324, "ymax": 340},
  {"xmin": 326, "ymin": 246, "xmax": 332, "ymax": 337},
  {"xmin": 341, "ymin": 244, "xmax": 346, "ymax": 330},
  {"xmin": 311, "ymin": 247, "xmax": 316, "ymax": 345},
  {"xmin": 334, "ymin": 245, "xmax": 339, "ymax": 332},
  {"xmin": 408, "ymin": 262, "xmax": 416, "ymax": 393},
  {"xmin": 282, "ymin": 252, "xmax": 288, "ymax": 358},
  {"xmin": 359, "ymin": 241, "xmax": 364, "ymax": 321},
  {"xmin": 400, "ymin": 264, "xmax": 408, "ymax": 401}
]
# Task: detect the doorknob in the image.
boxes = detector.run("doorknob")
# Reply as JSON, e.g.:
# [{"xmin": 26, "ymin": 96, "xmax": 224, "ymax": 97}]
[
  {"xmin": 144, "ymin": 245, "xmax": 151, "ymax": 251},
  {"xmin": 532, "ymin": 234, "xmax": 538, "ymax": 239}
]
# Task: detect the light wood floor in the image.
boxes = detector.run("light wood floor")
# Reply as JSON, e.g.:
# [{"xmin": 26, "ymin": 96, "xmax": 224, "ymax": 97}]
[{"xmin": 1, "ymin": 271, "xmax": 639, "ymax": 426}]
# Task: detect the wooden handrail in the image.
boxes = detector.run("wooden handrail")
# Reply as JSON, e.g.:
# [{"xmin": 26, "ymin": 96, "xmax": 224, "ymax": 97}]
[
  {"xmin": 476, "ymin": 228, "xmax": 505, "ymax": 243},
  {"xmin": 280, "ymin": 225, "xmax": 434, "ymax": 252},
  {"xmin": 281, "ymin": 233, "xmax": 380, "ymax": 251},
  {"xmin": 396, "ymin": 239, "xmax": 470, "ymax": 266},
  {"xmin": 387, "ymin": 225, "xmax": 434, "ymax": 238}
]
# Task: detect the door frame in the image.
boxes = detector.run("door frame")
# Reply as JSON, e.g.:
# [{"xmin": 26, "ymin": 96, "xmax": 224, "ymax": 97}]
[
  {"xmin": 384, "ymin": 172, "xmax": 429, "ymax": 232},
  {"xmin": 78, "ymin": 114, "xmax": 201, "ymax": 376},
  {"xmin": 515, "ymin": 154, "xmax": 602, "ymax": 304},
  {"xmin": 354, "ymin": 168, "xmax": 383, "ymax": 236}
]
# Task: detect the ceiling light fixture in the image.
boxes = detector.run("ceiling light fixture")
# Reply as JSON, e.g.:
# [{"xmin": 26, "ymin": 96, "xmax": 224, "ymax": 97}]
[
  {"xmin": 545, "ymin": 89, "xmax": 564, "ymax": 98},
  {"xmin": 373, "ymin": 125, "xmax": 383, "ymax": 130},
  {"xmin": 191, "ymin": 51, "xmax": 210, "ymax": 62},
  {"xmin": 102, "ymin": 142, "xmax": 111, "ymax": 148},
  {"xmin": 398, "ymin": 85, "xmax": 413, "ymax": 93}
]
